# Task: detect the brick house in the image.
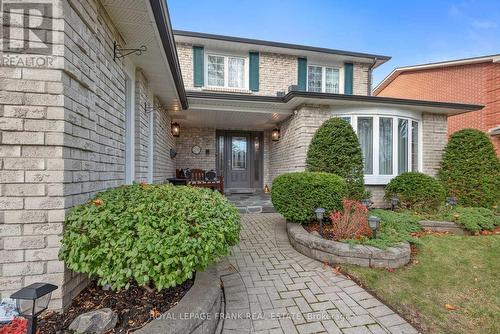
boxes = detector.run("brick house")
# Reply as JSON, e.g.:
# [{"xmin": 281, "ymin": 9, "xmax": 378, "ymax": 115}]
[
  {"xmin": 373, "ymin": 55, "xmax": 500, "ymax": 155},
  {"xmin": 0, "ymin": 0, "xmax": 482, "ymax": 309}
]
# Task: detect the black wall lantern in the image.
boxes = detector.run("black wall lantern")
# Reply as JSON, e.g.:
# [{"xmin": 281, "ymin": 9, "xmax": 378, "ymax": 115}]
[
  {"xmin": 171, "ymin": 122, "xmax": 180, "ymax": 137},
  {"xmin": 271, "ymin": 128, "xmax": 280, "ymax": 141},
  {"xmin": 11, "ymin": 283, "xmax": 58, "ymax": 334}
]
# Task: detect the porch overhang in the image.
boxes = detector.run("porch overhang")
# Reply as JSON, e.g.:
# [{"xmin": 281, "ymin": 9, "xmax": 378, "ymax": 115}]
[
  {"xmin": 101, "ymin": 0, "xmax": 188, "ymax": 110},
  {"xmin": 175, "ymin": 91, "xmax": 484, "ymax": 129}
]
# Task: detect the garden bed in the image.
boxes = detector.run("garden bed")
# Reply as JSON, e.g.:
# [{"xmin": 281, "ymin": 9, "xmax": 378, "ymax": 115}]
[
  {"xmin": 38, "ymin": 278, "xmax": 194, "ymax": 333},
  {"xmin": 287, "ymin": 222, "xmax": 411, "ymax": 268}
]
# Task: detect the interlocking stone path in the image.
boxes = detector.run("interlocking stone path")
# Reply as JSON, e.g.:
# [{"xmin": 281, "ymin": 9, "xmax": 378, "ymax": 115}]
[{"xmin": 217, "ymin": 214, "xmax": 418, "ymax": 334}]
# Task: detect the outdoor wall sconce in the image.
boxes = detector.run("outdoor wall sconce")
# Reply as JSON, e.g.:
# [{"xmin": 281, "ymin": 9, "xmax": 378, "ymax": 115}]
[
  {"xmin": 11, "ymin": 283, "xmax": 58, "ymax": 334},
  {"xmin": 271, "ymin": 128, "xmax": 280, "ymax": 141},
  {"xmin": 391, "ymin": 197, "xmax": 399, "ymax": 211},
  {"xmin": 446, "ymin": 197, "xmax": 457, "ymax": 207},
  {"xmin": 169, "ymin": 148, "xmax": 177, "ymax": 159},
  {"xmin": 315, "ymin": 207, "xmax": 325, "ymax": 235},
  {"xmin": 368, "ymin": 216, "xmax": 381, "ymax": 239},
  {"xmin": 113, "ymin": 41, "xmax": 147, "ymax": 61},
  {"xmin": 171, "ymin": 122, "xmax": 180, "ymax": 137}
]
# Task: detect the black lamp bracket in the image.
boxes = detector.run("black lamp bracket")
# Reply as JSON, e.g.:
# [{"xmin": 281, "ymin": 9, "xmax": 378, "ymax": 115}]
[{"xmin": 114, "ymin": 41, "xmax": 147, "ymax": 61}]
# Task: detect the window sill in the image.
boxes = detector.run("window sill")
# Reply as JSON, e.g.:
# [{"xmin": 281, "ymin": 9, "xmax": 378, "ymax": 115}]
[{"xmin": 202, "ymin": 86, "xmax": 253, "ymax": 94}]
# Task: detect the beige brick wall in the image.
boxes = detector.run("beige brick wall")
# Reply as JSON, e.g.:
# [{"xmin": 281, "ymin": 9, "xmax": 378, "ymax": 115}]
[
  {"xmin": 0, "ymin": 0, "xmax": 176, "ymax": 309},
  {"xmin": 175, "ymin": 127, "xmax": 216, "ymax": 171},
  {"xmin": 422, "ymin": 113, "xmax": 448, "ymax": 176},
  {"xmin": 175, "ymin": 42, "xmax": 370, "ymax": 96}
]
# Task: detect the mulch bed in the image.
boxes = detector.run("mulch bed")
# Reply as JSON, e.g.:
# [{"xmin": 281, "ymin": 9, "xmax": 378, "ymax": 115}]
[
  {"xmin": 37, "ymin": 278, "xmax": 194, "ymax": 334},
  {"xmin": 304, "ymin": 221, "xmax": 335, "ymax": 239}
]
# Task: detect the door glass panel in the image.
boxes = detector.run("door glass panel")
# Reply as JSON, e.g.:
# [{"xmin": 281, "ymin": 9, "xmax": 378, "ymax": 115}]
[{"xmin": 232, "ymin": 137, "xmax": 247, "ymax": 170}]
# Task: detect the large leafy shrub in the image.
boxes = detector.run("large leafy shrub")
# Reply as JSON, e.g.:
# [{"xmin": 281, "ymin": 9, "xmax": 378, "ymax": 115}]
[
  {"xmin": 385, "ymin": 172, "xmax": 445, "ymax": 212},
  {"xmin": 60, "ymin": 184, "xmax": 240, "ymax": 290},
  {"xmin": 271, "ymin": 172, "xmax": 347, "ymax": 223},
  {"xmin": 306, "ymin": 117, "xmax": 366, "ymax": 199},
  {"xmin": 438, "ymin": 129, "xmax": 500, "ymax": 207}
]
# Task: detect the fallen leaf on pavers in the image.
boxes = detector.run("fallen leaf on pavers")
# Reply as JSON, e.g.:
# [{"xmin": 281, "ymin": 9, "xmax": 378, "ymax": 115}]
[
  {"xmin": 332, "ymin": 266, "xmax": 342, "ymax": 275},
  {"xmin": 444, "ymin": 303, "xmax": 459, "ymax": 310},
  {"xmin": 150, "ymin": 308, "xmax": 160, "ymax": 318},
  {"xmin": 220, "ymin": 281, "xmax": 224, "ymax": 288},
  {"xmin": 227, "ymin": 264, "xmax": 236, "ymax": 272}
]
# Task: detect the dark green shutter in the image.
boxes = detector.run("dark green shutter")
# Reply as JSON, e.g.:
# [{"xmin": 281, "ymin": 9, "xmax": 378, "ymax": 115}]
[
  {"xmin": 193, "ymin": 46, "xmax": 204, "ymax": 87},
  {"xmin": 297, "ymin": 57, "xmax": 307, "ymax": 91},
  {"xmin": 344, "ymin": 62, "xmax": 353, "ymax": 94},
  {"xmin": 249, "ymin": 52, "xmax": 259, "ymax": 91}
]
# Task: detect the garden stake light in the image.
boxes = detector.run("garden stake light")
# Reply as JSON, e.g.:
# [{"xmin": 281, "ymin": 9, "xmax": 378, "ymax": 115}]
[
  {"xmin": 446, "ymin": 197, "xmax": 458, "ymax": 208},
  {"xmin": 391, "ymin": 197, "xmax": 399, "ymax": 211},
  {"xmin": 11, "ymin": 283, "xmax": 58, "ymax": 334},
  {"xmin": 361, "ymin": 198, "xmax": 372, "ymax": 210},
  {"xmin": 368, "ymin": 216, "xmax": 381, "ymax": 239},
  {"xmin": 315, "ymin": 208, "xmax": 325, "ymax": 235}
]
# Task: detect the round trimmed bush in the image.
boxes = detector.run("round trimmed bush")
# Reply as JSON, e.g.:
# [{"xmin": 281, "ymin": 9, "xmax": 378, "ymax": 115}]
[
  {"xmin": 60, "ymin": 184, "xmax": 240, "ymax": 290},
  {"xmin": 438, "ymin": 129, "xmax": 500, "ymax": 208},
  {"xmin": 385, "ymin": 172, "xmax": 445, "ymax": 212},
  {"xmin": 306, "ymin": 118, "xmax": 366, "ymax": 199},
  {"xmin": 271, "ymin": 172, "xmax": 348, "ymax": 223}
]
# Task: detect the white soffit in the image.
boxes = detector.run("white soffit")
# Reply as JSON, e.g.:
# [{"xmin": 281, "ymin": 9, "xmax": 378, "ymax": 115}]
[{"xmin": 102, "ymin": 0, "xmax": 182, "ymax": 110}]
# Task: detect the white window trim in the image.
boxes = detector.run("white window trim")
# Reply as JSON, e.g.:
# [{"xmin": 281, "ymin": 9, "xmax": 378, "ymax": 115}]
[
  {"xmin": 307, "ymin": 64, "xmax": 344, "ymax": 94},
  {"xmin": 204, "ymin": 51, "xmax": 249, "ymax": 90},
  {"xmin": 124, "ymin": 59, "xmax": 135, "ymax": 185},
  {"xmin": 335, "ymin": 112, "xmax": 422, "ymax": 185}
]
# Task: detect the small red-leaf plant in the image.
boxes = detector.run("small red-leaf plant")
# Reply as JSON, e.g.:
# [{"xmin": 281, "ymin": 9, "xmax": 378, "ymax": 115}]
[
  {"xmin": 0, "ymin": 317, "xmax": 39, "ymax": 334},
  {"xmin": 329, "ymin": 199, "xmax": 372, "ymax": 241}
]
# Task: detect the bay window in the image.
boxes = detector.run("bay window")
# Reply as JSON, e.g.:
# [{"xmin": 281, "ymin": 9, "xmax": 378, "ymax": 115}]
[
  {"xmin": 207, "ymin": 54, "xmax": 246, "ymax": 89},
  {"xmin": 307, "ymin": 65, "xmax": 340, "ymax": 93},
  {"xmin": 335, "ymin": 114, "xmax": 421, "ymax": 184}
]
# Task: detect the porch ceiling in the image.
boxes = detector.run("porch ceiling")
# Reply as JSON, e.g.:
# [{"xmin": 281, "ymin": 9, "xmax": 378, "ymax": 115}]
[{"xmin": 170, "ymin": 96, "xmax": 292, "ymax": 130}]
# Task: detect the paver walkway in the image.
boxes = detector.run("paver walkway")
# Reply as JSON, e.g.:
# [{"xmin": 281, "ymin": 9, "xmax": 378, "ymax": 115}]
[{"xmin": 217, "ymin": 214, "xmax": 418, "ymax": 334}]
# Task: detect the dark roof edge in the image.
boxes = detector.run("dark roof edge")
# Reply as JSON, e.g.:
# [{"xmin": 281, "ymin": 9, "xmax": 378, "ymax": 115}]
[
  {"xmin": 149, "ymin": 0, "xmax": 188, "ymax": 109},
  {"xmin": 186, "ymin": 90, "xmax": 483, "ymax": 111},
  {"xmin": 174, "ymin": 30, "xmax": 391, "ymax": 62}
]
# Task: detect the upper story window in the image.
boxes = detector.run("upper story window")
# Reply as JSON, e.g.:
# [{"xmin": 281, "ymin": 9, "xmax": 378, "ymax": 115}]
[
  {"xmin": 207, "ymin": 54, "xmax": 246, "ymax": 89},
  {"xmin": 307, "ymin": 65, "xmax": 340, "ymax": 93},
  {"xmin": 338, "ymin": 114, "xmax": 421, "ymax": 184}
]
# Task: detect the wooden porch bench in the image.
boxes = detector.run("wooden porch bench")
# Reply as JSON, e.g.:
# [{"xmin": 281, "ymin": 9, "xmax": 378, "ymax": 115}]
[{"xmin": 175, "ymin": 169, "xmax": 224, "ymax": 194}]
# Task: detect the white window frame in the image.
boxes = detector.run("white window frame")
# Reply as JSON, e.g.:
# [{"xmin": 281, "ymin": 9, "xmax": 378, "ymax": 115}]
[
  {"xmin": 307, "ymin": 64, "xmax": 343, "ymax": 94},
  {"xmin": 124, "ymin": 59, "xmax": 136, "ymax": 184},
  {"xmin": 205, "ymin": 52, "xmax": 249, "ymax": 89},
  {"xmin": 333, "ymin": 110, "xmax": 422, "ymax": 185}
]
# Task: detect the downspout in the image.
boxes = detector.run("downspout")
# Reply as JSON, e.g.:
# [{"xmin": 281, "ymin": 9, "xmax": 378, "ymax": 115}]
[{"xmin": 367, "ymin": 57, "xmax": 378, "ymax": 96}]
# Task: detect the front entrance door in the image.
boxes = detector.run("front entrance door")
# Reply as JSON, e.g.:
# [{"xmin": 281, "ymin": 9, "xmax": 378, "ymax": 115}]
[{"xmin": 217, "ymin": 131, "xmax": 263, "ymax": 193}]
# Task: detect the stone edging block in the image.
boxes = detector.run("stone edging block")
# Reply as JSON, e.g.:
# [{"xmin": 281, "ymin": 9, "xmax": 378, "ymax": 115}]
[
  {"xmin": 287, "ymin": 222, "xmax": 410, "ymax": 268},
  {"xmin": 419, "ymin": 220, "xmax": 469, "ymax": 235},
  {"xmin": 136, "ymin": 265, "xmax": 221, "ymax": 334}
]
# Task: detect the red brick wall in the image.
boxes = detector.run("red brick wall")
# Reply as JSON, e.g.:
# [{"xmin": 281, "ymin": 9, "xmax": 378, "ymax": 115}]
[{"xmin": 376, "ymin": 62, "xmax": 500, "ymax": 155}]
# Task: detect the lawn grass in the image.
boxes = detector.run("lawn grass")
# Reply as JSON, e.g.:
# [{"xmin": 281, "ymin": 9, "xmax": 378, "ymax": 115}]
[{"xmin": 343, "ymin": 234, "xmax": 500, "ymax": 334}]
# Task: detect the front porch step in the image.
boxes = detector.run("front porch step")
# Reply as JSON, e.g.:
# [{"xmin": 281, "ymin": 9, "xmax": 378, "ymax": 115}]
[{"xmin": 226, "ymin": 192, "xmax": 275, "ymax": 214}]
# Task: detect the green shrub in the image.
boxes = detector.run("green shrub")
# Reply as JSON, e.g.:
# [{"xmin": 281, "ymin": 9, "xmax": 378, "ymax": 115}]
[
  {"xmin": 306, "ymin": 118, "xmax": 366, "ymax": 200},
  {"xmin": 438, "ymin": 129, "xmax": 500, "ymax": 208},
  {"xmin": 60, "ymin": 184, "xmax": 240, "ymax": 290},
  {"xmin": 271, "ymin": 172, "xmax": 348, "ymax": 223},
  {"xmin": 385, "ymin": 172, "xmax": 445, "ymax": 212}
]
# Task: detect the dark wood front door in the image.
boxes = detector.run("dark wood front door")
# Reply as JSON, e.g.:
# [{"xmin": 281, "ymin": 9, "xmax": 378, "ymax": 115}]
[{"xmin": 217, "ymin": 131, "xmax": 263, "ymax": 193}]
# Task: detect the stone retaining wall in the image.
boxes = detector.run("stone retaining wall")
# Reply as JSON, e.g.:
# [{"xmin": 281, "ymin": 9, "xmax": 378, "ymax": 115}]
[
  {"xmin": 137, "ymin": 266, "xmax": 221, "ymax": 334},
  {"xmin": 419, "ymin": 220, "xmax": 469, "ymax": 235},
  {"xmin": 287, "ymin": 222, "xmax": 410, "ymax": 268}
]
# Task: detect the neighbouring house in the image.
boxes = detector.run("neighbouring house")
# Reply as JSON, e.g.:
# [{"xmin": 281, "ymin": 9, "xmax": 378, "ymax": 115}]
[
  {"xmin": 373, "ymin": 54, "xmax": 500, "ymax": 155},
  {"xmin": 0, "ymin": 0, "xmax": 482, "ymax": 309}
]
